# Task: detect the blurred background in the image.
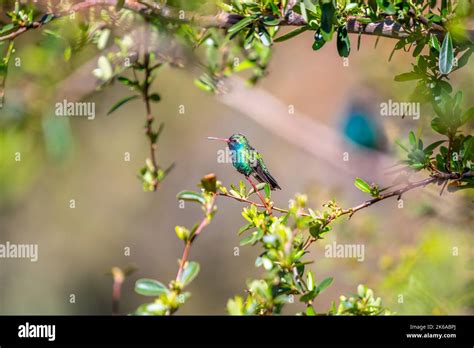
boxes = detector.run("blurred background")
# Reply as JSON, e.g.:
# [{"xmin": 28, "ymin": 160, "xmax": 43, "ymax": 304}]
[{"xmin": 0, "ymin": 9, "xmax": 473, "ymax": 315}]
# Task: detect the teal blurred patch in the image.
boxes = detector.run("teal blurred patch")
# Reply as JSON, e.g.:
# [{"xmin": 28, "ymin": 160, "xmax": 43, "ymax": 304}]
[
  {"xmin": 42, "ymin": 115, "xmax": 73, "ymax": 161},
  {"xmin": 341, "ymin": 103, "xmax": 386, "ymax": 151}
]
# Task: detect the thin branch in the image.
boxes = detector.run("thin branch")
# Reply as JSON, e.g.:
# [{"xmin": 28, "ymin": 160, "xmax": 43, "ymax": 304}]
[
  {"xmin": 219, "ymin": 171, "xmax": 474, "ymax": 248},
  {"xmin": 2, "ymin": 0, "xmax": 471, "ymax": 43},
  {"xmin": 141, "ymin": 54, "xmax": 160, "ymax": 191},
  {"xmin": 111, "ymin": 267, "xmax": 125, "ymax": 315},
  {"xmin": 0, "ymin": 40, "xmax": 14, "ymax": 108},
  {"xmin": 175, "ymin": 194, "xmax": 216, "ymax": 282},
  {"xmin": 217, "ymin": 192, "xmax": 289, "ymax": 214}
]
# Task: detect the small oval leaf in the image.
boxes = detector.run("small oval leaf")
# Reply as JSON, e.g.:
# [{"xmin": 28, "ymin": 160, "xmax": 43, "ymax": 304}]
[
  {"xmin": 135, "ymin": 279, "xmax": 168, "ymax": 296},
  {"xmin": 354, "ymin": 178, "xmax": 372, "ymax": 193},
  {"xmin": 178, "ymin": 261, "xmax": 200, "ymax": 286},
  {"xmin": 176, "ymin": 190, "xmax": 206, "ymax": 205}
]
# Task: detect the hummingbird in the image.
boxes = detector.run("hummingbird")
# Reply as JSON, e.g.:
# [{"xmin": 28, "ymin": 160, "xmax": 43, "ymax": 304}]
[{"xmin": 207, "ymin": 133, "xmax": 281, "ymax": 190}]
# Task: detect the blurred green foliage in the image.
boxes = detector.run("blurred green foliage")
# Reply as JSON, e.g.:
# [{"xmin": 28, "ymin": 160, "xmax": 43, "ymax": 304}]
[{"xmin": 382, "ymin": 228, "xmax": 473, "ymax": 314}]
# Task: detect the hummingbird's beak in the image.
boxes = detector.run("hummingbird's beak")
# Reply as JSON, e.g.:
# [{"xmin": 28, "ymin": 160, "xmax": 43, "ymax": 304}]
[{"xmin": 207, "ymin": 136, "xmax": 230, "ymax": 143}]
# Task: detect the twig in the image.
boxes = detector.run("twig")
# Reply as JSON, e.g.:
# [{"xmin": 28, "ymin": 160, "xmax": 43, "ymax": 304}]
[
  {"xmin": 141, "ymin": 54, "xmax": 160, "ymax": 191},
  {"xmin": 175, "ymin": 194, "xmax": 216, "ymax": 281},
  {"xmin": 219, "ymin": 171, "xmax": 473, "ymax": 250},
  {"xmin": 0, "ymin": 40, "xmax": 14, "ymax": 108},
  {"xmin": 1, "ymin": 0, "xmax": 470, "ymax": 43},
  {"xmin": 111, "ymin": 267, "xmax": 125, "ymax": 315},
  {"xmin": 217, "ymin": 192, "xmax": 289, "ymax": 214},
  {"xmin": 302, "ymin": 172, "xmax": 473, "ymax": 250}
]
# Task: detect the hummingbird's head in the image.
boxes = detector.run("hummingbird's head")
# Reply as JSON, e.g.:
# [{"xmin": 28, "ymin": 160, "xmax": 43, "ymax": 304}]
[
  {"xmin": 228, "ymin": 133, "xmax": 249, "ymax": 149},
  {"xmin": 207, "ymin": 133, "xmax": 249, "ymax": 150}
]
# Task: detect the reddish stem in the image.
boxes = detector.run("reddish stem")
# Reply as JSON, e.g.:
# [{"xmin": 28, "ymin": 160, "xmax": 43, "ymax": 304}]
[
  {"xmin": 175, "ymin": 195, "xmax": 215, "ymax": 281},
  {"xmin": 246, "ymin": 176, "xmax": 272, "ymax": 216}
]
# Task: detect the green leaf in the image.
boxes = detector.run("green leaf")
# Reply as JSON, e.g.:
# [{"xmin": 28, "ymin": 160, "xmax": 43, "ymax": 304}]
[
  {"xmin": 240, "ymin": 229, "xmax": 263, "ymax": 246},
  {"xmin": 227, "ymin": 296, "xmax": 243, "ymax": 315},
  {"xmin": 176, "ymin": 190, "xmax": 206, "ymax": 205},
  {"xmin": 0, "ymin": 23, "xmax": 14, "ymax": 35},
  {"xmin": 454, "ymin": 48, "xmax": 472, "ymax": 70},
  {"xmin": 395, "ymin": 139, "xmax": 409, "ymax": 152},
  {"xmin": 97, "ymin": 29, "xmax": 110, "ymax": 50},
  {"xmin": 437, "ymin": 80, "xmax": 452, "ymax": 93},
  {"xmin": 238, "ymin": 222, "xmax": 254, "ymax": 235},
  {"xmin": 345, "ymin": 3, "xmax": 358, "ymax": 11},
  {"xmin": 178, "ymin": 261, "xmax": 200, "ymax": 286},
  {"xmin": 135, "ymin": 279, "xmax": 168, "ymax": 296},
  {"xmin": 149, "ymin": 93, "xmax": 161, "ymax": 102},
  {"xmin": 376, "ymin": 0, "xmax": 396, "ymax": 14},
  {"xmin": 408, "ymin": 131, "xmax": 416, "ymax": 147},
  {"xmin": 116, "ymin": 0, "xmax": 125, "ymax": 10},
  {"xmin": 257, "ymin": 25, "xmax": 272, "ymax": 46},
  {"xmin": 306, "ymin": 305, "xmax": 316, "ymax": 316},
  {"xmin": 107, "ymin": 95, "xmax": 139, "ymax": 115},
  {"xmin": 248, "ymin": 182, "xmax": 266, "ymax": 195},
  {"xmin": 175, "ymin": 226, "xmax": 191, "ymax": 241},
  {"xmin": 275, "ymin": 27, "xmax": 308, "ymax": 42},
  {"xmin": 354, "ymin": 178, "xmax": 372, "ymax": 193},
  {"xmin": 117, "ymin": 76, "xmax": 137, "ymax": 87},
  {"xmin": 394, "ymin": 72, "xmax": 420, "ymax": 81},
  {"xmin": 227, "ymin": 15, "xmax": 257, "ymax": 35},
  {"xmin": 320, "ymin": 1, "xmax": 335, "ymax": 41},
  {"xmin": 264, "ymin": 183, "xmax": 270, "ymax": 199},
  {"xmin": 135, "ymin": 302, "xmax": 167, "ymax": 315},
  {"xmin": 300, "ymin": 290, "xmax": 317, "ymax": 302},
  {"xmin": 309, "ymin": 223, "xmax": 322, "ymax": 238},
  {"xmin": 412, "ymin": 40, "xmax": 425, "ymax": 57},
  {"xmin": 336, "ymin": 26, "xmax": 350, "ymax": 57},
  {"xmin": 317, "ymin": 277, "xmax": 333, "ymax": 293},
  {"xmin": 307, "ymin": 270, "xmax": 315, "ymax": 291},
  {"xmin": 194, "ymin": 77, "xmax": 214, "ymax": 92},
  {"xmin": 424, "ymin": 140, "xmax": 445, "ymax": 154},
  {"xmin": 430, "ymin": 34, "xmax": 440, "ymax": 51},
  {"xmin": 463, "ymin": 137, "xmax": 474, "ymax": 162},
  {"xmin": 312, "ymin": 32, "xmax": 326, "ymax": 51},
  {"xmin": 63, "ymin": 46, "xmax": 72, "ymax": 62},
  {"xmin": 439, "ymin": 33, "xmax": 454, "ymax": 75},
  {"xmin": 239, "ymin": 234, "xmax": 255, "ymax": 246},
  {"xmin": 262, "ymin": 16, "xmax": 280, "ymax": 26},
  {"xmin": 461, "ymin": 107, "xmax": 474, "ymax": 125}
]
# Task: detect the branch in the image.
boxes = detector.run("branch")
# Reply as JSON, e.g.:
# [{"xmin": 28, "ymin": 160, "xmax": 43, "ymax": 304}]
[
  {"xmin": 141, "ymin": 55, "xmax": 160, "ymax": 191},
  {"xmin": 2, "ymin": 0, "xmax": 471, "ymax": 43},
  {"xmin": 219, "ymin": 171, "xmax": 474, "ymax": 245},
  {"xmin": 111, "ymin": 267, "xmax": 124, "ymax": 315},
  {"xmin": 175, "ymin": 194, "xmax": 216, "ymax": 282}
]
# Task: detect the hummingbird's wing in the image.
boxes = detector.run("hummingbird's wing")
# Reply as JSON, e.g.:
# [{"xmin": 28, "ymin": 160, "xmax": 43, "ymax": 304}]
[{"xmin": 248, "ymin": 149, "xmax": 281, "ymax": 190}]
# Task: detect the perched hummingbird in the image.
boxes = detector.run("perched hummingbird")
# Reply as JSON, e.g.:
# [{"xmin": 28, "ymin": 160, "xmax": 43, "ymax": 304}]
[{"xmin": 207, "ymin": 133, "xmax": 281, "ymax": 190}]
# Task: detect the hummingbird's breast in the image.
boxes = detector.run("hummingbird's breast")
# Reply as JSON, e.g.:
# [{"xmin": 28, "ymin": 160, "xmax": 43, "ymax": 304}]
[{"xmin": 229, "ymin": 145, "xmax": 252, "ymax": 176}]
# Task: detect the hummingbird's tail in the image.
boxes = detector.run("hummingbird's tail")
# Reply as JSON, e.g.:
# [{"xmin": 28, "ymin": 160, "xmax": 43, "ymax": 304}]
[
  {"xmin": 254, "ymin": 166, "xmax": 281, "ymax": 190},
  {"xmin": 264, "ymin": 171, "xmax": 281, "ymax": 190}
]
